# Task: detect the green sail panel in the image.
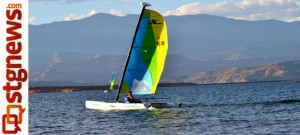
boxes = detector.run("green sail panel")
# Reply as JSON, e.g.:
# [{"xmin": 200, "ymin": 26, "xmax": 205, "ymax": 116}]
[{"xmin": 120, "ymin": 9, "xmax": 168, "ymax": 95}]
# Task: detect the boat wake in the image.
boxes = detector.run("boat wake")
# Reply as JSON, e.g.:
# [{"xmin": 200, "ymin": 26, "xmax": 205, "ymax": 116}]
[{"xmin": 184, "ymin": 99, "xmax": 300, "ymax": 108}]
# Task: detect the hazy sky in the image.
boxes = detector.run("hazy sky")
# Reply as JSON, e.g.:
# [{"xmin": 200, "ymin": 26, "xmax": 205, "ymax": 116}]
[{"xmin": 29, "ymin": 0, "xmax": 300, "ymax": 24}]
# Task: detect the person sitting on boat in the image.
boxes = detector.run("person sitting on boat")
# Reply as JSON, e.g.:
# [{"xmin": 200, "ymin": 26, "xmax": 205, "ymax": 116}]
[{"xmin": 124, "ymin": 91, "xmax": 142, "ymax": 103}]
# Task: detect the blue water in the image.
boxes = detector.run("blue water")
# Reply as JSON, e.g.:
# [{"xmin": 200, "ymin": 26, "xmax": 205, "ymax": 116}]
[{"xmin": 29, "ymin": 82, "xmax": 300, "ymax": 134}]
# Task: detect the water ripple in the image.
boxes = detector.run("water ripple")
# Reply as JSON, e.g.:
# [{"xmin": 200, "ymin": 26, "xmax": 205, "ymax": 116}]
[{"xmin": 30, "ymin": 82, "xmax": 300, "ymax": 134}]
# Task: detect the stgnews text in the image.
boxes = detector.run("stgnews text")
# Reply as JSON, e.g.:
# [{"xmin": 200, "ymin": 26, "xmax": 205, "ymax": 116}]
[{"xmin": 0, "ymin": 0, "xmax": 28, "ymax": 134}]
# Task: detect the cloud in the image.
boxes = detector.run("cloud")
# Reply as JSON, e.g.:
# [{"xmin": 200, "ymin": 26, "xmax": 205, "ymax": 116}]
[
  {"xmin": 109, "ymin": 9, "xmax": 128, "ymax": 16},
  {"xmin": 29, "ymin": 16, "xmax": 36, "ymax": 24},
  {"xmin": 287, "ymin": 17, "xmax": 300, "ymax": 22},
  {"xmin": 164, "ymin": 0, "xmax": 300, "ymax": 22},
  {"xmin": 64, "ymin": 8, "xmax": 128, "ymax": 21},
  {"xmin": 64, "ymin": 10, "xmax": 97, "ymax": 21}
]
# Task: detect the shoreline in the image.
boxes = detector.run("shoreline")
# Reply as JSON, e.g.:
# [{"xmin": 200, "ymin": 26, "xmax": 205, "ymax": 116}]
[
  {"xmin": 29, "ymin": 82, "xmax": 198, "ymax": 94},
  {"xmin": 29, "ymin": 80, "xmax": 299, "ymax": 94}
]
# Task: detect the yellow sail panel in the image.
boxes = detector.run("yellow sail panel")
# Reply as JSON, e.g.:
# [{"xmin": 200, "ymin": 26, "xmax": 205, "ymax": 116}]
[
  {"xmin": 148, "ymin": 10, "xmax": 168, "ymax": 94},
  {"xmin": 120, "ymin": 9, "xmax": 168, "ymax": 95}
]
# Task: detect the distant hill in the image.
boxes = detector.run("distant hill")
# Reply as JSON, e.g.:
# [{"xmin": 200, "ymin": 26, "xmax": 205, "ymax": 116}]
[
  {"xmin": 29, "ymin": 54, "xmax": 202, "ymax": 84},
  {"xmin": 29, "ymin": 81, "xmax": 91, "ymax": 87},
  {"xmin": 176, "ymin": 61, "xmax": 300, "ymax": 84},
  {"xmin": 29, "ymin": 13, "xmax": 300, "ymax": 85},
  {"xmin": 30, "ymin": 13, "xmax": 300, "ymax": 65}
]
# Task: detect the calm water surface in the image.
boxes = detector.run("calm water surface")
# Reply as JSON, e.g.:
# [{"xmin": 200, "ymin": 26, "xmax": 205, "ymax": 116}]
[{"xmin": 29, "ymin": 82, "xmax": 300, "ymax": 134}]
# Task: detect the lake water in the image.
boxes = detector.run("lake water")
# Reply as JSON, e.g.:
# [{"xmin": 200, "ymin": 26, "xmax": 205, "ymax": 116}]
[{"xmin": 29, "ymin": 82, "xmax": 300, "ymax": 134}]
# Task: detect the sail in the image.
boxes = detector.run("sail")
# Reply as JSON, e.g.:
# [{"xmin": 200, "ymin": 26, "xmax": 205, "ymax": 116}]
[
  {"xmin": 109, "ymin": 76, "xmax": 115, "ymax": 90},
  {"xmin": 120, "ymin": 9, "xmax": 168, "ymax": 95}
]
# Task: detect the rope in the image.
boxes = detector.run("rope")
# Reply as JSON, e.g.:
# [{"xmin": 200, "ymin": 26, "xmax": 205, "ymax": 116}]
[{"xmin": 105, "ymin": 39, "xmax": 132, "ymax": 102}]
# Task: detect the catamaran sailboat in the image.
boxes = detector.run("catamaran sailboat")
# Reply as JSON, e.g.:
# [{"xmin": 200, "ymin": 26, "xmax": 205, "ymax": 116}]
[{"xmin": 86, "ymin": 2, "xmax": 180, "ymax": 111}]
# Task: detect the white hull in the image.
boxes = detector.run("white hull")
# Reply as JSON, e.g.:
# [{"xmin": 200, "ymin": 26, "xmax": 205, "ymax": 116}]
[
  {"xmin": 86, "ymin": 101, "xmax": 182, "ymax": 111},
  {"xmin": 85, "ymin": 101, "xmax": 152, "ymax": 111}
]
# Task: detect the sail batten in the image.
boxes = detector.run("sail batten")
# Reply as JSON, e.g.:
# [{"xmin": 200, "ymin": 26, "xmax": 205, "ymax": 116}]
[{"xmin": 119, "ymin": 9, "xmax": 168, "ymax": 95}]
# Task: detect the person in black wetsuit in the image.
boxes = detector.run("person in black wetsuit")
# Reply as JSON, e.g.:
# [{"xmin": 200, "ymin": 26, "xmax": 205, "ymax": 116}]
[{"xmin": 124, "ymin": 91, "xmax": 142, "ymax": 103}]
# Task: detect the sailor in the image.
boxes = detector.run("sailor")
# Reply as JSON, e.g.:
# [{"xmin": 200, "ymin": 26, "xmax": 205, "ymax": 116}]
[{"xmin": 124, "ymin": 91, "xmax": 142, "ymax": 103}]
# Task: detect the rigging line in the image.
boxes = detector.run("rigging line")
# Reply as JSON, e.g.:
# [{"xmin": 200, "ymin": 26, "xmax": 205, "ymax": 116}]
[
  {"xmin": 106, "ymin": 45, "xmax": 128, "ymax": 100},
  {"xmin": 105, "ymin": 40, "xmax": 131, "ymax": 102},
  {"xmin": 114, "ymin": 39, "xmax": 132, "ymax": 86},
  {"xmin": 109, "ymin": 39, "xmax": 131, "ymax": 85}
]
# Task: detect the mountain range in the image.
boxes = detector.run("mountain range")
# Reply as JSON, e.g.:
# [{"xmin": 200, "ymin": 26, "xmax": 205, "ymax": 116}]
[
  {"xmin": 29, "ymin": 13, "xmax": 300, "ymax": 85},
  {"xmin": 168, "ymin": 60, "xmax": 300, "ymax": 84}
]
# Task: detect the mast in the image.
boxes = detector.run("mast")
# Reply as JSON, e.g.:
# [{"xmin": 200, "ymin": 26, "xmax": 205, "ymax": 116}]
[{"xmin": 115, "ymin": 2, "xmax": 152, "ymax": 102}]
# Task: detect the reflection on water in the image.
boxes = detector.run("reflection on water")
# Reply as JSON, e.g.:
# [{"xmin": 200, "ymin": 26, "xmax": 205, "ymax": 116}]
[{"xmin": 30, "ymin": 82, "xmax": 300, "ymax": 134}]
